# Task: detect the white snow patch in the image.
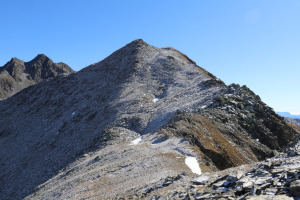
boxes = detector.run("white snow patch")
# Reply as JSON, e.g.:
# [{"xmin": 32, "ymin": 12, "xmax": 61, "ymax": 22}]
[
  {"xmin": 201, "ymin": 105, "xmax": 207, "ymax": 109},
  {"xmin": 185, "ymin": 157, "xmax": 202, "ymax": 175},
  {"xmin": 72, "ymin": 112, "xmax": 76, "ymax": 116},
  {"xmin": 130, "ymin": 137, "xmax": 142, "ymax": 145},
  {"xmin": 152, "ymin": 98, "xmax": 159, "ymax": 103}
]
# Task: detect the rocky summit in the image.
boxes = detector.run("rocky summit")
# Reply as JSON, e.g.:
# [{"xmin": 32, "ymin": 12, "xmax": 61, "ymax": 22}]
[
  {"xmin": 0, "ymin": 54, "xmax": 74, "ymax": 99},
  {"xmin": 0, "ymin": 40, "xmax": 299, "ymax": 200}
]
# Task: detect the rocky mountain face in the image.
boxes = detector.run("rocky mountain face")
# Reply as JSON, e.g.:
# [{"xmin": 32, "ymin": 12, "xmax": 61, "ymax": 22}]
[
  {"xmin": 0, "ymin": 40, "xmax": 299, "ymax": 199},
  {"xmin": 0, "ymin": 54, "xmax": 74, "ymax": 99},
  {"xmin": 159, "ymin": 83, "xmax": 298, "ymax": 169}
]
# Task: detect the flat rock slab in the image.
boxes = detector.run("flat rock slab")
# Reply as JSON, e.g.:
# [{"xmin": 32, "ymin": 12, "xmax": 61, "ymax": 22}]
[{"xmin": 247, "ymin": 195, "xmax": 293, "ymax": 200}]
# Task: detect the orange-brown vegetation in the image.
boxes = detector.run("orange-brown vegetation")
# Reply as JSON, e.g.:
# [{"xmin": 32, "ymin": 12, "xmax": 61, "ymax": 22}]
[
  {"xmin": 287, "ymin": 122, "xmax": 300, "ymax": 133},
  {"xmin": 161, "ymin": 113, "xmax": 248, "ymax": 170}
]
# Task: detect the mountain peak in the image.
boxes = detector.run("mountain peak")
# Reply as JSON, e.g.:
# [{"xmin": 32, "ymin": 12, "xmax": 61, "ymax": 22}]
[
  {"xmin": 36, "ymin": 53, "xmax": 47, "ymax": 59},
  {"xmin": 1, "ymin": 57, "xmax": 25, "ymax": 74},
  {"xmin": 7, "ymin": 57, "xmax": 24, "ymax": 66},
  {"xmin": 10, "ymin": 57, "xmax": 22, "ymax": 62},
  {"xmin": 129, "ymin": 39, "xmax": 147, "ymax": 45},
  {"xmin": 30, "ymin": 54, "xmax": 51, "ymax": 63},
  {"xmin": 120, "ymin": 39, "xmax": 150, "ymax": 51}
]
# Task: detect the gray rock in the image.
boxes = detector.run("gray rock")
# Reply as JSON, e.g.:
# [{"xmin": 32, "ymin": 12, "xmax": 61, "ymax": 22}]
[
  {"xmin": 213, "ymin": 180, "xmax": 227, "ymax": 188},
  {"xmin": 255, "ymin": 177, "xmax": 272, "ymax": 185},
  {"xmin": 264, "ymin": 188, "xmax": 277, "ymax": 195},
  {"xmin": 243, "ymin": 181, "xmax": 254, "ymax": 191},
  {"xmin": 192, "ymin": 174, "xmax": 210, "ymax": 185},
  {"xmin": 247, "ymin": 195, "xmax": 293, "ymax": 200},
  {"xmin": 227, "ymin": 175, "xmax": 239, "ymax": 181},
  {"xmin": 290, "ymin": 180, "xmax": 300, "ymax": 196},
  {"xmin": 194, "ymin": 193, "xmax": 214, "ymax": 200},
  {"xmin": 215, "ymin": 187, "xmax": 228, "ymax": 193}
]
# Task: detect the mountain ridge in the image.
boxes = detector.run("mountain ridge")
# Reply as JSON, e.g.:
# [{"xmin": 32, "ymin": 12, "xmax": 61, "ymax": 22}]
[
  {"xmin": 1, "ymin": 39, "xmax": 225, "ymax": 199},
  {"xmin": 0, "ymin": 54, "xmax": 74, "ymax": 99},
  {"xmin": 0, "ymin": 39, "xmax": 299, "ymax": 199}
]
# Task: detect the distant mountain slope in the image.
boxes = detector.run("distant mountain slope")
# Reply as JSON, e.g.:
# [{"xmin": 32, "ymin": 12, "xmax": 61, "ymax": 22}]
[
  {"xmin": 285, "ymin": 117, "xmax": 300, "ymax": 129},
  {"xmin": 277, "ymin": 112, "xmax": 300, "ymax": 119},
  {"xmin": 0, "ymin": 54, "xmax": 74, "ymax": 99},
  {"xmin": 0, "ymin": 40, "xmax": 298, "ymax": 199}
]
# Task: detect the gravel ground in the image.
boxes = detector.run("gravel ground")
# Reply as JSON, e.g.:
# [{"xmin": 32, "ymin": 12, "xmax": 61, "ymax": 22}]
[{"xmin": 25, "ymin": 133, "xmax": 203, "ymax": 199}]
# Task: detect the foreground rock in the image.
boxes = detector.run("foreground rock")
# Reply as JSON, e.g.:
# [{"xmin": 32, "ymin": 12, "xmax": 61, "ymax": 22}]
[
  {"xmin": 0, "ymin": 54, "xmax": 74, "ymax": 99},
  {"xmin": 154, "ymin": 147, "xmax": 300, "ymax": 199}
]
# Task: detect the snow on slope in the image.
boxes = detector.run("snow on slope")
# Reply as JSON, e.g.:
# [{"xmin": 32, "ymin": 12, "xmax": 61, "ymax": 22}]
[{"xmin": 185, "ymin": 157, "xmax": 202, "ymax": 175}]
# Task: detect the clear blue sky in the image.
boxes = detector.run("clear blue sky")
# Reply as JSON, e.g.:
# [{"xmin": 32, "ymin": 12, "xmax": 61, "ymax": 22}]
[{"xmin": 0, "ymin": 0, "xmax": 299, "ymax": 113}]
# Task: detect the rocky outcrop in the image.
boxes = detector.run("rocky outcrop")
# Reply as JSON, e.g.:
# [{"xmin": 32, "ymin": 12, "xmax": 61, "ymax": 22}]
[
  {"xmin": 0, "ymin": 54, "xmax": 74, "ymax": 99},
  {"xmin": 160, "ymin": 84, "xmax": 298, "ymax": 171},
  {"xmin": 207, "ymin": 84, "xmax": 296, "ymax": 150},
  {"xmin": 155, "ymin": 149, "xmax": 300, "ymax": 200}
]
